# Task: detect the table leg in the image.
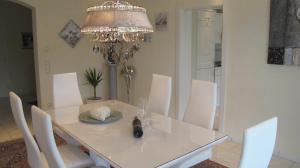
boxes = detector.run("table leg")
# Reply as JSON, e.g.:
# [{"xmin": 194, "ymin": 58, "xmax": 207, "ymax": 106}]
[{"xmin": 90, "ymin": 151, "xmax": 110, "ymax": 168}]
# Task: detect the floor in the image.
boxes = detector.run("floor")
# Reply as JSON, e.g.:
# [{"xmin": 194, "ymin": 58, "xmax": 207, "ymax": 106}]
[
  {"xmin": 0, "ymin": 97, "xmax": 299, "ymax": 168},
  {"xmin": 0, "ymin": 97, "xmax": 33, "ymax": 143},
  {"xmin": 211, "ymin": 140, "xmax": 300, "ymax": 168}
]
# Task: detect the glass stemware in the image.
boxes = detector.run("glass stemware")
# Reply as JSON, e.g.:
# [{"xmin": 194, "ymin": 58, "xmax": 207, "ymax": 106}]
[{"xmin": 136, "ymin": 97, "xmax": 151, "ymax": 128}]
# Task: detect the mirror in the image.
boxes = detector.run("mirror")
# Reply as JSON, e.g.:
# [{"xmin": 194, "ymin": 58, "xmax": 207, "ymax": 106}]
[{"xmin": 176, "ymin": 8, "xmax": 223, "ymax": 130}]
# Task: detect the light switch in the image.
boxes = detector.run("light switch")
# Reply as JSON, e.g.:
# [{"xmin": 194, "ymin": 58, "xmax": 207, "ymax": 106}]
[
  {"xmin": 44, "ymin": 61, "xmax": 51, "ymax": 74},
  {"xmin": 43, "ymin": 46, "xmax": 51, "ymax": 74}
]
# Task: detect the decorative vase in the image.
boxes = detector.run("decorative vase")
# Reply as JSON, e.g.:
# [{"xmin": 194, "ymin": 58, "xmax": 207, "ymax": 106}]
[
  {"xmin": 121, "ymin": 65, "xmax": 136, "ymax": 104},
  {"xmin": 109, "ymin": 63, "xmax": 118, "ymax": 100}
]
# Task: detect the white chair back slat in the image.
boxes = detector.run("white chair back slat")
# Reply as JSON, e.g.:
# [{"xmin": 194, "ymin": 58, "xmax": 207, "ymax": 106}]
[
  {"xmin": 32, "ymin": 106, "xmax": 66, "ymax": 168},
  {"xmin": 184, "ymin": 80, "xmax": 217, "ymax": 130},
  {"xmin": 9, "ymin": 92, "xmax": 46, "ymax": 168},
  {"xmin": 146, "ymin": 74, "xmax": 172, "ymax": 116},
  {"xmin": 53, "ymin": 72, "xmax": 83, "ymax": 108},
  {"xmin": 239, "ymin": 117, "xmax": 278, "ymax": 168}
]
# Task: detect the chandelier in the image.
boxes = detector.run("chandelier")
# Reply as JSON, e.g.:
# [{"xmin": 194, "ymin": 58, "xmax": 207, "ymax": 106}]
[
  {"xmin": 81, "ymin": 0, "xmax": 153, "ymax": 99},
  {"xmin": 81, "ymin": 0, "xmax": 153, "ymax": 65},
  {"xmin": 81, "ymin": 0, "xmax": 153, "ymax": 43}
]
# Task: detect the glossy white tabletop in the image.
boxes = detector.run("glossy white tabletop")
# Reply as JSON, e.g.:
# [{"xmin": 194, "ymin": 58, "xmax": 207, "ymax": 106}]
[{"xmin": 48, "ymin": 100, "xmax": 227, "ymax": 168}]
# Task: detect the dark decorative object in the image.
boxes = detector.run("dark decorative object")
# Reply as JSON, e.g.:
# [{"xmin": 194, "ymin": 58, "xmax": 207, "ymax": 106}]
[
  {"xmin": 268, "ymin": 48, "xmax": 284, "ymax": 65},
  {"xmin": 215, "ymin": 43, "xmax": 222, "ymax": 67},
  {"xmin": 84, "ymin": 68, "xmax": 103, "ymax": 100},
  {"xmin": 108, "ymin": 63, "xmax": 118, "ymax": 100},
  {"xmin": 59, "ymin": 20, "xmax": 81, "ymax": 48},
  {"xmin": 268, "ymin": 0, "xmax": 300, "ymax": 66},
  {"xmin": 132, "ymin": 116, "xmax": 143, "ymax": 138},
  {"xmin": 21, "ymin": 32, "xmax": 33, "ymax": 49},
  {"xmin": 155, "ymin": 12, "xmax": 168, "ymax": 31}
]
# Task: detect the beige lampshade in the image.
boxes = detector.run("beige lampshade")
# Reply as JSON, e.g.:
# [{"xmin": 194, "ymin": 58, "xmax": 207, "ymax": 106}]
[{"xmin": 81, "ymin": 1, "xmax": 153, "ymax": 34}]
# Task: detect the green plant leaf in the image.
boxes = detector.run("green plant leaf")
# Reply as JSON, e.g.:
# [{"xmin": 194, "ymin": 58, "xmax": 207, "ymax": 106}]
[{"xmin": 84, "ymin": 68, "xmax": 103, "ymax": 88}]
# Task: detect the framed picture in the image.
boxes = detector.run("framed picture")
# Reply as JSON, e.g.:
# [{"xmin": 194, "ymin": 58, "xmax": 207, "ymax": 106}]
[
  {"xmin": 59, "ymin": 19, "xmax": 81, "ymax": 48},
  {"xmin": 21, "ymin": 32, "xmax": 33, "ymax": 49},
  {"xmin": 268, "ymin": 0, "xmax": 300, "ymax": 66},
  {"xmin": 155, "ymin": 12, "xmax": 168, "ymax": 31}
]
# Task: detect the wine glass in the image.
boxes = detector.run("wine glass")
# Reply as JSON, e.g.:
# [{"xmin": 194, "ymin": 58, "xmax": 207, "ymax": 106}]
[
  {"xmin": 136, "ymin": 98, "xmax": 146, "ymax": 118},
  {"xmin": 136, "ymin": 97, "xmax": 150, "ymax": 127}
]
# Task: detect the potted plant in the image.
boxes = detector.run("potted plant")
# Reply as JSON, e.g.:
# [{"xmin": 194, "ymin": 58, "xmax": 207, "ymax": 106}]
[{"xmin": 84, "ymin": 68, "xmax": 103, "ymax": 100}]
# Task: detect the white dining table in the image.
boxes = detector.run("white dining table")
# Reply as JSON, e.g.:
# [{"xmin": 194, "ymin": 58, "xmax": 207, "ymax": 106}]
[{"xmin": 48, "ymin": 100, "xmax": 227, "ymax": 168}]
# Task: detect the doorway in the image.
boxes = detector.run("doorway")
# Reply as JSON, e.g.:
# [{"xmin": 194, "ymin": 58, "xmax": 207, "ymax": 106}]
[
  {"xmin": 176, "ymin": 8, "xmax": 224, "ymax": 131},
  {"xmin": 0, "ymin": 0, "xmax": 37, "ymax": 142}
]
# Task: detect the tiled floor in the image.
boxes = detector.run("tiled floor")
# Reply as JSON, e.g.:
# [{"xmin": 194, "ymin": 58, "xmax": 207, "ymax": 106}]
[
  {"xmin": 212, "ymin": 140, "xmax": 300, "ymax": 168},
  {"xmin": 0, "ymin": 97, "xmax": 299, "ymax": 168}
]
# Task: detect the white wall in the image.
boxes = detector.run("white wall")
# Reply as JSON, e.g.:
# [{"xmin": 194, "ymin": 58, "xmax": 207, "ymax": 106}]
[
  {"xmin": 0, "ymin": 1, "xmax": 36, "ymax": 98},
  {"xmin": 12, "ymin": 0, "xmax": 109, "ymax": 109},
  {"xmin": 123, "ymin": 0, "xmax": 223, "ymax": 118},
  {"xmin": 223, "ymin": 0, "xmax": 300, "ymax": 162}
]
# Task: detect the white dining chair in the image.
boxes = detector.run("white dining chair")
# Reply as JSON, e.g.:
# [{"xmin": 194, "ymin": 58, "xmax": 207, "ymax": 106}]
[
  {"xmin": 9, "ymin": 92, "xmax": 48, "ymax": 168},
  {"xmin": 53, "ymin": 72, "xmax": 110, "ymax": 168},
  {"xmin": 239, "ymin": 117, "xmax": 278, "ymax": 168},
  {"xmin": 176, "ymin": 80, "xmax": 217, "ymax": 168},
  {"xmin": 146, "ymin": 74, "xmax": 172, "ymax": 116},
  {"xmin": 32, "ymin": 105, "xmax": 95, "ymax": 168},
  {"xmin": 183, "ymin": 80, "xmax": 217, "ymax": 130},
  {"xmin": 53, "ymin": 72, "xmax": 83, "ymax": 108},
  {"xmin": 52, "ymin": 72, "xmax": 83, "ymax": 146}
]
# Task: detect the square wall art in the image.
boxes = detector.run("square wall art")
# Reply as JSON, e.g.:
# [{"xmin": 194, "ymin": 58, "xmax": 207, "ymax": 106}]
[
  {"xmin": 155, "ymin": 12, "xmax": 168, "ymax": 31},
  {"xmin": 59, "ymin": 20, "xmax": 81, "ymax": 48},
  {"xmin": 268, "ymin": 0, "xmax": 300, "ymax": 66},
  {"xmin": 21, "ymin": 32, "xmax": 33, "ymax": 49}
]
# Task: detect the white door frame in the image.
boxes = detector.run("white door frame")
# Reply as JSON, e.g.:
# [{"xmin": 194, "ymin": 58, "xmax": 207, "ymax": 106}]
[
  {"xmin": 175, "ymin": 9, "xmax": 193, "ymax": 121},
  {"xmin": 175, "ymin": 6, "xmax": 226, "ymax": 132},
  {"xmin": 7, "ymin": 0, "xmax": 41, "ymax": 106}
]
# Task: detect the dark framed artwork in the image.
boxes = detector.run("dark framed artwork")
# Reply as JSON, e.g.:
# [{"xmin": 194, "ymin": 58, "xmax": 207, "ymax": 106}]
[
  {"xmin": 155, "ymin": 12, "xmax": 168, "ymax": 31},
  {"xmin": 268, "ymin": 0, "xmax": 300, "ymax": 66},
  {"xmin": 21, "ymin": 32, "xmax": 33, "ymax": 49}
]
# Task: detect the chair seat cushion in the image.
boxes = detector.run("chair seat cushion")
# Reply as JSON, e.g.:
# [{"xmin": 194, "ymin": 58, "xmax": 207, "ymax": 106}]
[{"xmin": 58, "ymin": 145, "xmax": 94, "ymax": 168}]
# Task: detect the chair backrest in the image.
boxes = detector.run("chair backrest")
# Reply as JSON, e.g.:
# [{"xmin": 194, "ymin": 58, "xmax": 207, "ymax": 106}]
[
  {"xmin": 183, "ymin": 80, "xmax": 217, "ymax": 130},
  {"xmin": 9, "ymin": 92, "xmax": 45, "ymax": 168},
  {"xmin": 32, "ymin": 106, "xmax": 66, "ymax": 168},
  {"xmin": 146, "ymin": 74, "xmax": 172, "ymax": 116},
  {"xmin": 239, "ymin": 117, "xmax": 278, "ymax": 168},
  {"xmin": 53, "ymin": 72, "xmax": 83, "ymax": 108}
]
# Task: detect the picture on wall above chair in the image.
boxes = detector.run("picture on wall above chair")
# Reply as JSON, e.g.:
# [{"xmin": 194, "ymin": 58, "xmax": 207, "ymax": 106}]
[
  {"xmin": 59, "ymin": 19, "xmax": 81, "ymax": 48},
  {"xmin": 268, "ymin": 0, "xmax": 300, "ymax": 66}
]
